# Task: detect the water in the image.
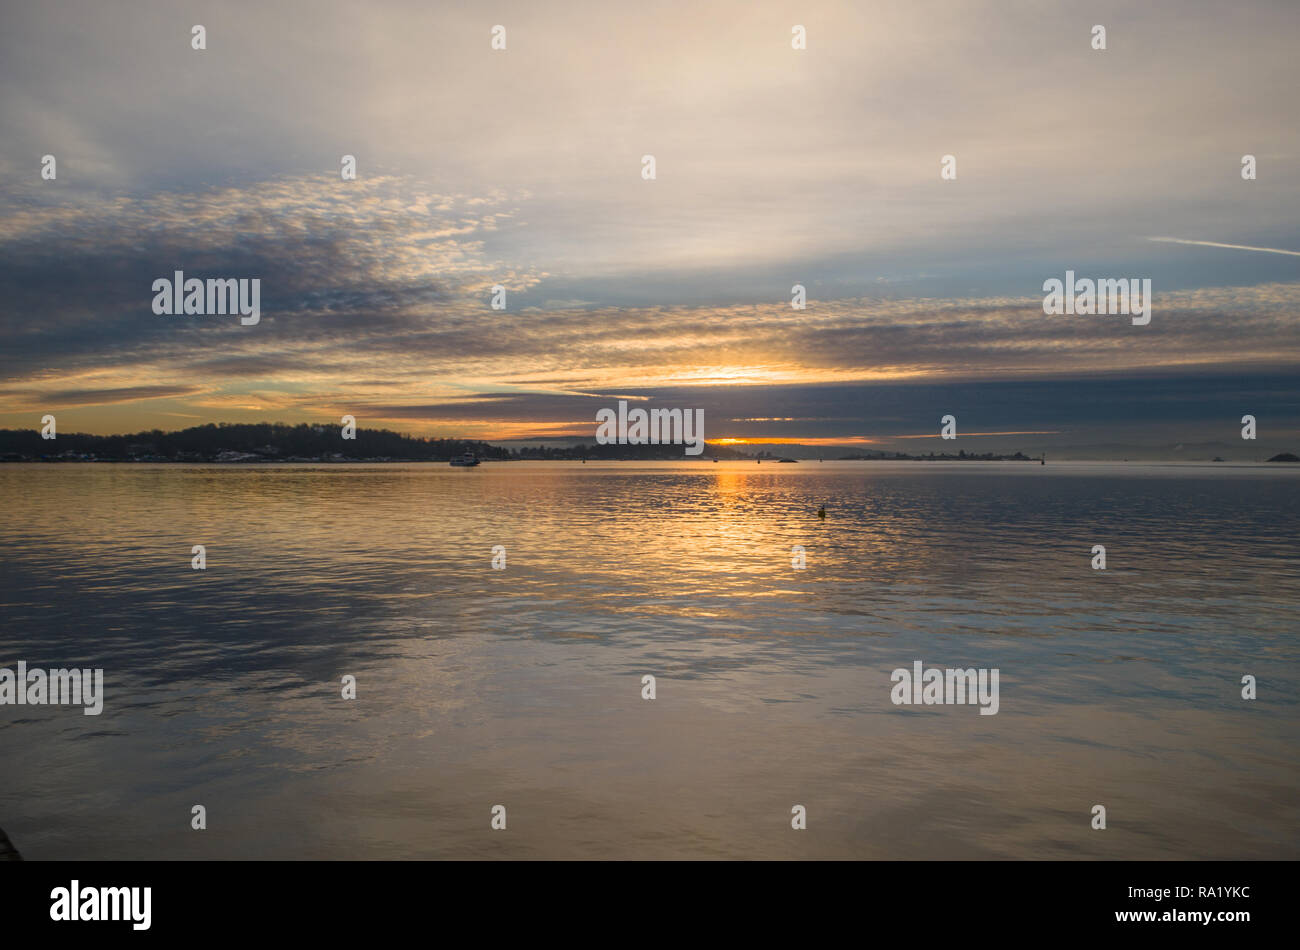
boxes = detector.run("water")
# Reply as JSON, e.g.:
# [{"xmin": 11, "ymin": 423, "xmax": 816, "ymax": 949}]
[{"xmin": 1, "ymin": 460, "xmax": 1297, "ymax": 859}]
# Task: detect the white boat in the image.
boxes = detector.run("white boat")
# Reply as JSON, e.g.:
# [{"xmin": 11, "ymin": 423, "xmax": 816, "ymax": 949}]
[{"xmin": 449, "ymin": 453, "xmax": 480, "ymax": 467}]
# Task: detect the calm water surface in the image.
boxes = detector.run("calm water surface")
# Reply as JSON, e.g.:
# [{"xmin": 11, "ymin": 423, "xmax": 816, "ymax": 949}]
[{"xmin": 1, "ymin": 461, "xmax": 1297, "ymax": 859}]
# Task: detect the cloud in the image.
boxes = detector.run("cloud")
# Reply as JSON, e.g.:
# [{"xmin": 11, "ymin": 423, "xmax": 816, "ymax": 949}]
[
  {"xmin": 0, "ymin": 385, "xmax": 203, "ymax": 408},
  {"xmin": 3, "ymin": 0, "xmax": 1298, "ymax": 295},
  {"xmin": 1, "ymin": 167, "xmax": 1298, "ymax": 438}
]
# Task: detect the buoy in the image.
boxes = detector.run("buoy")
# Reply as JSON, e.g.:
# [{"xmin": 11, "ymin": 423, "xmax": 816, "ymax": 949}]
[{"xmin": 817, "ymin": 505, "xmax": 826, "ymax": 519}]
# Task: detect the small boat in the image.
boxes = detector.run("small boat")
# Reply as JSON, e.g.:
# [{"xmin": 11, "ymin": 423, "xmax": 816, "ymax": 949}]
[
  {"xmin": 1212, "ymin": 456, "xmax": 1225, "ymax": 462},
  {"xmin": 449, "ymin": 453, "xmax": 480, "ymax": 467}
]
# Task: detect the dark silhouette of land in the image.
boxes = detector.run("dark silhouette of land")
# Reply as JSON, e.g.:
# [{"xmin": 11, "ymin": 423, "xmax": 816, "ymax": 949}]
[
  {"xmin": 8, "ymin": 424, "xmax": 1276, "ymax": 463},
  {"xmin": 0, "ymin": 423, "xmax": 755, "ymax": 462},
  {"xmin": 0, "ymin": 423, "xmax": 508, "ymax": 462}
]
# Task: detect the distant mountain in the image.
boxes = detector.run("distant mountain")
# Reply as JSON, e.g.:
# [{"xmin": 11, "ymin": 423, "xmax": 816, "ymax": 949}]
[{"xmin": 1267, "ymin": 452, "xmax": 1299, "ymax": 462}]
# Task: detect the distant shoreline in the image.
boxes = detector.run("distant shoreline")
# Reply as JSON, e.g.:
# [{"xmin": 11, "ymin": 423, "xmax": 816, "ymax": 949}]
[
  {"xmin": 1, "ymin": 451, "xmax": 1037, "ymax": 463},
  {"xmin": 4, "ymin": 456, "xmax": 1296, "ymax": 465},
  {"xmin": 2, "ymin": 425, "xmax": 1295, "ymax": 465}
]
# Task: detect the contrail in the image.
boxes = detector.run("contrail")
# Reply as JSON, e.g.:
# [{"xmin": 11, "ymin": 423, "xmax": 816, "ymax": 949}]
[{"xmin": 1148, "ymin": 236, "xmax": 1300, "ymax": 257}]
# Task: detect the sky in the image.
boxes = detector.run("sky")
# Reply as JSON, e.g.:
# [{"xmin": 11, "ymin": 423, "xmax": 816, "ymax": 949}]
[{"xmin": 1, "ymin": 0, "xmax": 1297, "ymax": 456}]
